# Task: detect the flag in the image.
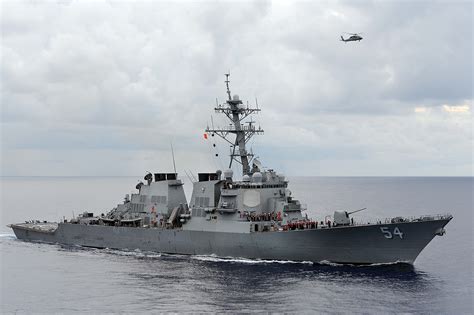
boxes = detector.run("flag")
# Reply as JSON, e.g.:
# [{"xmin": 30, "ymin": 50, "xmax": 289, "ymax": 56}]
[{"xmin": 203, "ymin": 133, "xmax": 208, "ymax": 139}]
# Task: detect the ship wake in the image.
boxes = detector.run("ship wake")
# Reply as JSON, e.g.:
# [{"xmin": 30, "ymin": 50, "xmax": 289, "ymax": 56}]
[
  {"xmin": 0, "ymin": 233, "xmax": 16, "ymax": 240},
  {"xmin": 190, "ymin": 254, "xmax": 315, "ymax": 265}
]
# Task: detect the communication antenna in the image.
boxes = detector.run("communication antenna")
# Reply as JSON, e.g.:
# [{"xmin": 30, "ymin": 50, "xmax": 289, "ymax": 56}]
[
  {"xmin": 170, "ymin": 141, "xmax": 177, "ymax": 175},
  {"xmin": 206, "ymin": 73, "xmax": 264, "ymax": 175},
  {"xmin": 225, "ymin": 72, "xmax": 232, "ymax": 101}
]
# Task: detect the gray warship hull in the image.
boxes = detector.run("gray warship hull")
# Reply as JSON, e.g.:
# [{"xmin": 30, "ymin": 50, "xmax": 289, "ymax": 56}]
[
  {"xmin": 10, "ymin": 217, "xmax": 451, "ymax": 264},
  {"xmin": 7, "ymin": 75, "xmax": 454, "ymax": 265}
]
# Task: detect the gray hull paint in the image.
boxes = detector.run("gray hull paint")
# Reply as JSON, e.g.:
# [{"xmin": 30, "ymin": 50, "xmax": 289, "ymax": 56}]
[{"xmin": 11, "ymin": 218, "xmax": 450, "ymax": 264}]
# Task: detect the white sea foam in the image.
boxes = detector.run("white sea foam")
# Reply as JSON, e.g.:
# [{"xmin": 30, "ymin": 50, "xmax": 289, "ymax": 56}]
[
  {"xmin": 191, "ymin": 254, "xmax": 314, "ymax": 265},
  {"xmin": 318, "ymin": 260, "xmax": 345, "ymax": 267},
  {"xmin": 317, "ymin": 260, "xmax": 412, "ymax": 267},
  {"xmin": 6, "ymin": 235, "xmax": 411, "ymax": 267},
  {"xmin": 90, "ymin": 249, "xmax": 408, "ymax": 266},
  {"xmin": 0, "ymin": 233, "xmax": 16, "ymax": 240},
  {"xmin": 363, "ymin": 260, "xmax": 413, "ymax": 267},
  {"xmin": 103, "ymin": 248, "xmax": 162, "ymax": 259}
]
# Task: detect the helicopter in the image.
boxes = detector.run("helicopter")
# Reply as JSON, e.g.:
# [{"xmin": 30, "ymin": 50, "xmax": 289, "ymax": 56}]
[{"xmin": 340, "ymin": 33, "xmax": 363, "ymax": 42}]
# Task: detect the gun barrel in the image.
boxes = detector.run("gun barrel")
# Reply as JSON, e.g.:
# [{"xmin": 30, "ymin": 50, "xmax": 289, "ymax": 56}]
[{"xmin": 347, "ymin": 207, "xmax": 367, "ymax": 215}]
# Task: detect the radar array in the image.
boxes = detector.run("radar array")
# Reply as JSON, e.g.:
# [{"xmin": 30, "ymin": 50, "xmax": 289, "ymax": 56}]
[{"xmin": 205, "ymin": 74, "xmax": 264, "ymax": 175}]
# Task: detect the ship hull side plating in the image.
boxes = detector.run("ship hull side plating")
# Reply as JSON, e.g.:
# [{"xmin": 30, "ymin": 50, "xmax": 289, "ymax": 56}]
[{"xmin": 11, "ymin": 218, "xmax": 451, "ymax": 264}]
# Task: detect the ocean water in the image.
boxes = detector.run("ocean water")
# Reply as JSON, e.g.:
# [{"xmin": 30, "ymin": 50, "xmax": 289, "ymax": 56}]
[{"xmin": 1, "ymin": 176, "xmax": 472, "ymax": 313}]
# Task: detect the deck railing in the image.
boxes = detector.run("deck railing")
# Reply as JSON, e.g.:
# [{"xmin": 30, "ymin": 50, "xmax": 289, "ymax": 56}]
[{"xmin": 352, "ymin": 213, "xmax": 453, "ymax": 226}]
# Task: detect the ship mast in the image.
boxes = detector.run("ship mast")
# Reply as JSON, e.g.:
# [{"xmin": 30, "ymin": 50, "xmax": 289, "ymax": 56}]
[{"xmin": 205, "ymin": 74, "xmax": 264, "ymax": 176}]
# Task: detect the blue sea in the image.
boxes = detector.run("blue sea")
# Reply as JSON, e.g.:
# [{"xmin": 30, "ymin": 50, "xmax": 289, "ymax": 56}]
[{"xmin": 1, "ymin": 176, "xmax": 472, "ymax": 313}]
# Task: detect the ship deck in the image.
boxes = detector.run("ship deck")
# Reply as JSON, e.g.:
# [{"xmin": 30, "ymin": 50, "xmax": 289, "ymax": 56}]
[{"xmin": 8, "ymin": 222, "xmax": 58, "ymax": 234}]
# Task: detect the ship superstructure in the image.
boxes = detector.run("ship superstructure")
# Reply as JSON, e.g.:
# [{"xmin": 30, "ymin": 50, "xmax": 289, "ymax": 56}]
[{"xmin": 9, "ymin": 74, "xmax": 452, "ymax": 264}]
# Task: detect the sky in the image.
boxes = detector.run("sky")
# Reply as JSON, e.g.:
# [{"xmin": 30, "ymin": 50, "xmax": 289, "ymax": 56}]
[{"xmin": 1, "ymin": 0, "xmax": 472, "ymax": 177}]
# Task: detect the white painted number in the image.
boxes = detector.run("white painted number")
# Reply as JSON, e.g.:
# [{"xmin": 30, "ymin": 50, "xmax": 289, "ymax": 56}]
[
  {"xmin": 393, "ymin": 227, "xmax": 404, "ymax": 239},
  {"xmin": 380, "ymin": 226, "xmax": 392, "ymax": 239},
  {"xmin": 380, "ymin": 226, "xmax": 403, "ymax": 239}
]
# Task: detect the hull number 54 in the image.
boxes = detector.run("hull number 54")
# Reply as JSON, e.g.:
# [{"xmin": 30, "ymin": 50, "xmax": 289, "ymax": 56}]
[{"xmin": 380, "ymin": 226, "xmax": 403, "ymax": 239}]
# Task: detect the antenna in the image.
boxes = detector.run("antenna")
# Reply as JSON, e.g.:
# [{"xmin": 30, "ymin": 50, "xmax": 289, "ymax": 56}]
[
  {"xmin": 170, "ymin": 141, "xmax": 177, "ymax": 175},
  {"xmin": 225, "ymin": 72, "xmax": 232, "ymax": 101},
  {"xmin": 206, "ymin": 73, "xmax": 264, "ymax": 175}
]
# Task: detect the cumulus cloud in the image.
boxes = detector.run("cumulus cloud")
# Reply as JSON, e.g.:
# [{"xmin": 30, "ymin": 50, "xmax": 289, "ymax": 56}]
[
  {"xmin": 442, "ymin": 103, "xmax": 471, "ymax": 113},
  {"xmin": 1, "ymin": 0, "xmax": 472, "ymax": 176}
]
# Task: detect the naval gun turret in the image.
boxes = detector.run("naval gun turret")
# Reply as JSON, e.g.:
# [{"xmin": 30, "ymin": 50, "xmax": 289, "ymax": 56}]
[
  {"xmin": 7, "ymin": 73, "xmax": 453, "ymax": 265},
  {"xmin": 333, "ymin": 208, "xmax": 367, "ymax": 226}
]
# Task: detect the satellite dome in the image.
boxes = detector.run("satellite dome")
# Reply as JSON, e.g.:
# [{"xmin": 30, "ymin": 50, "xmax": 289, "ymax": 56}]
[
  {"xmin": 242, "ymin": 175, "xmax": 251, "ymax": 182},
  {"xmin": 252, "ymin": 172, "xmax": 263, "ymax": 183},
  {"xmin": 233, "ymin": 94, "xmax": 240, "ymax": 101},
  {"xmin": 223, "ymin": 169, "xmax": 233, "ymax": 180}
]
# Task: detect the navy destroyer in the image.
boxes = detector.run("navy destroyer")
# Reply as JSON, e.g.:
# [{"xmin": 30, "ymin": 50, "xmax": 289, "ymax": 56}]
[{"xmin": 9, "ymin": 74, "xmax": 452, "ymax": 264}]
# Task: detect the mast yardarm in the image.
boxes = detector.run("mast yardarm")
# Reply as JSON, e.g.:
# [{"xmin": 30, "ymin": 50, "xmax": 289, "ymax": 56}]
[{"xmin": 205, "ymin": 74, "xmax": 264, "ymax": 175}]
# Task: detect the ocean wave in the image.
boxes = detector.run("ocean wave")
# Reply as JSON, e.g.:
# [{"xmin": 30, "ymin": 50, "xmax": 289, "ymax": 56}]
[
  {"xmin": 362, "ymin": 260, "xmax": 413, "ymax": 267},
  {"xmin": 6, "ymin": 237, "xmax": 413, "ymax": 267},
  {"xmin": 316, "ymin": 259, "xmax": 413, "ymax": 267},
  {"xmin": 85, "ymin": 248, "xmax": 411, "ymax": 267},
  {"xmin": 101, "ymin": 248, "xmax": 162, "ymax": 259},
  {"xmin": 191, "ymin": 254, "xmax": 314, "ymax": 265},
  {"xmin": 317, "ymin": 260, "xmax": 345, "ymax": 267},
  {"xmin": 0, "ymin": 233, "xmax": 16, "ymax": 240},
  {"xmin": 57, "ymin": 245, "xmax": 163, "ymax": 259},
  {"xmin": 189, "ymin": 255, "xmax": 409, "ymax": 267}
]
